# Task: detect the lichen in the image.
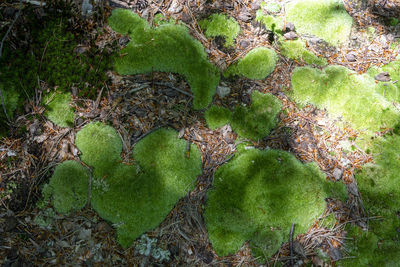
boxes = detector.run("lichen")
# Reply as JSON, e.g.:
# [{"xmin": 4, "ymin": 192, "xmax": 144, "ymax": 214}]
[
  {"xmin": 205, "ymin": 105, "xmax": 232, "ymax": 130},
  {"xmin": 279, "ymin": 39, "xmax": 327, "ymax": 66},
  {"xmin": 199, "ymin": 13, "xmax": 240, "ymax": 47},
  {"xmin": 286, "ymin": 0, "xmax": 353, "ymax": 46},
  {"xmin": 108, "ymin": 8, "xmax": 220, "ymax": 109},
  {"xmin": 42, "ymin": 161, "xmax": 89, "ymax": 214},
  {"xmin": 44, "ymin": 92, "xmax": 75, "ymax": 127},
  {"xmin": 225, "ymin": 47, "xmax": 278, "ymax": 80},
  {"xmin": 204, "ymin": 148, "xmax": 347, "ymax": 260}
]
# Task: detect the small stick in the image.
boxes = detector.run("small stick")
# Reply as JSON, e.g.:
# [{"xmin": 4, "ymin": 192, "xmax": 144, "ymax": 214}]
[
  {"xmin": 0, "ymin": 0, "xmax": 23, "ymax": 58},
  {"xmin": 289, "ymin": 223, "xmax": 295, "ymax": 267}
]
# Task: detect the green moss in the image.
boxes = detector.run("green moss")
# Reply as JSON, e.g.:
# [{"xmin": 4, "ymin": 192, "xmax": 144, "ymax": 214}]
[
  {"xmin": 42, "ymin": 161, "xmax": 89, "ymax": 214},
  {"xmin": 199, "ymin": 13, "xmax": 240, "ymax": 47},
  {"xmin": 204, "ymin": 148, "xmax": 347, "ymax": 260},
  {"xmin": 255, "ymin": 9, "xmax": 284, "ymax": 33},
  {"xmin": 262, "ymin": 1, "xmax": 281, "ymax": 13},
  {"xmin": 75, "ymin": 122, "xmax": 122, "ymax": 178},
  {"xmin": 0, "ymin": 84, "xmax": 19, "ymax": 121},
  {"xmin": 109, "ymin": 9, "xmax": 220, "ymax": 109},
  {"xmin": 290, "ymin": 65, "xmax": 400, "ymax": 136},
  {"xmin": 368, "ymin": 60, "xmax": 400, "ymax": 102},
  {"xmin": 44, "ymin": 92, "xmax": 75, "ymax": 127},
  {"xmin": 231, "ymin": 91, "xmax": 282, "ymax": 140},
  {"xmin": 286, "ymin": 0, "xmax": 353, "ymax": 46},
  {"xmin": 91, "ymin": 128, "xmax": 202, "ymax": 247},
  {"xmin": 205, "ymin": 105, "xmax": 232, "ymax": 130},
  {"xmin": 279, "ymin": 39, "xmax": 327, "ymax": 66},
  {"xmin": 225, "ymin": 47, "xmax": 277, "ymax": 80}
]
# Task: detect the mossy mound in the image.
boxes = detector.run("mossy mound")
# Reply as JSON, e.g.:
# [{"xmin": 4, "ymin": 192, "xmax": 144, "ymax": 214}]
[
  {"xmin": 44, "ymin": 92, "xmax": 75, "ymax": 127},
  {"xmin": 42, "ymin": 161, "xmax": 89, "ymax": 214},
  {"xmin": 367, "ymin": 60, "xmax": 400, "ymax": 102},
  {"xmin": 279, "ymin": 39, "xmax": 327, "ymax": 66},
  {"xmin": 205, "ymin": 105, "xmax": 232, "ymax": 130},
  {"xmin": 199, "ymin": 13, "xmax": 240, "ymax": 47},
  {"xmin": 204, "ymin": 148, "xmax": 347, "ymax": 260},
  {"xmin": 91, "ymin": 128, "xmax": 202, "ymax": 247},
  {"xmin": 75, "ymin": 122, "xmax": 122, "ymax": 178},
  {"xmin": 225, "ymin": 47, "xmax": 277, "ymax": 80},
  {"xmin": 290, "ymin": 65, "xmax": 400, "ymax": 136},
  {"xmin": 231, "ymin": 91, "xmax": 282, "ymax": 140},
  {"xmin": 286, "ymin": 0, "xmax": 353, "ymax": 46},
  {"xmin": 108, "ymin": 8, "xmax": 220, "ymax": 109},
  {"xmin": 255, "ymin": 3, "xmax": 284, "ymax": 32}
]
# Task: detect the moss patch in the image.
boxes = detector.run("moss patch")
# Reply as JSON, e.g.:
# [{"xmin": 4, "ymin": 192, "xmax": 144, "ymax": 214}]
[
  {"xmin": 42, "ymin": 161, "xmax": 89, "ymax": 214},
  {"xmin": 286, "ymin": 0, "xmax": 353, "ymax": 46},
  {"xmin": 231, "ymin": 91, "xmax": 282, "ymax": 140},
  {"xmin": 44, "ymin": 92, "xmax": 75, "ymax": 127},
  {"xmin": 109, "ymin": 8, "xmax": 220, "ymax": 109},
  {"xmin": 290, "ymin": 65, "xmax": 400, "ymax": 136},
  {"xmin": 255, "ymin": 3, "xmax": 284, "ymax": 33},
  {"xmin": 279, "ymin": 39, "xmax": 327, "ymax": 66},
  {"xmin": 225, "ymin": 47, "xmax": 277, "ymax": 80},
  {"xmin": 199, "ymin": 13, "xmax": 240, "ymax": 47},
  {"xmin": 367, "ymin": 60, "xmax": 400, "ymax": 102},
  {"xmin": 205, "ymin": 105, "xmax": 232, "ymax": 130},
  {"xmin": 204, "ymin": 148, "xmax": 347, "ymax": 260}
]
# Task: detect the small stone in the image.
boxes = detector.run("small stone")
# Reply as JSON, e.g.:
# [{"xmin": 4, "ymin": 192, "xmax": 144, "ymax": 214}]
[
  {"xmin": 332, "ymin": 168, "xmax": 343, "ymax": 181},
  {"xmin": 345, "ymin": 53, "xmax": 357, "ymax": 62},
  {"xmin": 216, "ymin": 85, "xmax": 231, "ymax": 98},
  {"xmin": 238, "ymin": 11, "xmax": 252, "ymax": 22},
  {"xmin": 168, "ymin": 0, "xmax": 183, "ymax": 14},
  {"xmin": 375, "ymin": 72, "xmax": 391, "ymax": 82},
  {"xmin": 284, "ymin": 22, "xmax": 295, "ymax": 32},
  {"xmin": 77, "ymin": 228, "xmax": 92, "ymax": 241},
  {"xmin": 95, "ymin": 221, "xmax": 112, "ymax": 233},
  {"xmin": 251, "ymin": 0, "xmax": 262, "ymax": 10},
  {"xmin": 284, "ymin": 31, "xmax": 298, "ymax": 40},
  {"xmin": 240, "ymin": 40, "xmax": 250, "ymax": 48}
]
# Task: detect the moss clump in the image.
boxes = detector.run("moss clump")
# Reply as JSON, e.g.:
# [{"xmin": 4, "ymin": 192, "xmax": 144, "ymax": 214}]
[
  {"xmin": 0, "ymin": 83, "xmax": 19, "ymax": 123},
  {"xmin": 44, "ymin": 92, "xmax": 75, "ymax": 127},
  {"xmin": 290, "ymin": 65, "xmax": 400, "ymax": 136},
  {"xmin": 108, "ymin": 8, "xmax": 220, "ymax": 109},
  {"xmin": 225, "ymin": 47, "xmax": 278, "ymax": 80},
  {"xmin": 279, "ymin": 39, "xmax": 327, "ymax": 66},
  {"xmin": 231, "ymin": 91, "xmax": 282, "ymax": 140},
  {"xmin": 75, "ymin": 122, "xmax": 122, "ymax": 178},
  {"xmin": 204, "ymin": 148, "xmax": 347, "ymax": 260},
  {"xmin": 199, "ymin": 13, "xmax": 240, "ymax": 47},
  {"xmin": 42, "ymin": 161, "xmax": 89, "ymax": 214},
  {"xmin": 91, "ymin": 128, "xmax": 202, "ymax": 247},
  {"xmin": 286, "ymin": 0, "xmax": 353, "ymax": 46},
  {"xmin": 255, "ymin": 4, "xmax": 284, "ymax": 33},
  {"xmin": 205, "ymin": 105, "xmax": 232, "ymax": 130},
  {"xmin": 367, "ymin": 60, "xmax": 400, "ymax": 103}
]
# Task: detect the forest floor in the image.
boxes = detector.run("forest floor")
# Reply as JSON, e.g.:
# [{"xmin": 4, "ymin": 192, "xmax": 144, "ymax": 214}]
[{"xmin": 1, "ymin": 0, "xmax": 400, "ymax": 266}]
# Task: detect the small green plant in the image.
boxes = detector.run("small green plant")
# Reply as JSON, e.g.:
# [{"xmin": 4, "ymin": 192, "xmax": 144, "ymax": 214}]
[
  {"xmin": 204, "ymin": 148, "xmax": 347, "ymax": 260},
  {"xmin": 279, "ymin": 39, "xmax": 327, "ymax": 66},
  {"xmin": 33, "ymin": 207, "xmax": 56, "ymax": 229},
  {"xmin": 285, "ymin": 0, "xmax": 353, "ymax": 46},
  {"xmin": 136, "ymin": 234, "xmax": 171, "ymax": 262},
  {"xmin": 205, "ymin": 105, "xmax": 232, "ymax": 130},
  {"xmin": 231, "ymin": 91, "xmax": 282, "ymax": 140},
  {"xmin": 225, "ymin": 47, "xmax": 278, "ymax": 80},
  {"xmin": 108, "ymin": 8, "xmax": 220, "ymax": 109},
  {"xmin": 44, "ymin": 92, "xmax": 75, "ymax": 127},
  {"xmin": 199, "ymin": 13, "xmax": 240, "ymax": 47}
]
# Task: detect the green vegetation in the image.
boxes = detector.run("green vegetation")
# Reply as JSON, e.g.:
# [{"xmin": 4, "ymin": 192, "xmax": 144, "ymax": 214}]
[
  {"xmin": 205, "ymin": 105, "xmax": 232, "ymax": 130},
  {"xmin": 42, "ymin": 161, "xmax": 89, "ymax": 214},
  {"xmin": 225, "ymin": 47, "xmax": 277, "ymax": 80},
  {"xmin": 279, "ymin": 39, "xmax": 327, "ymax": 66},
  {"xmin": 44, "ymin": 92, "xmax": 75, "ymax": 127},
  {"xmin": 286, "ymin": 0, "xmax": 353, "ymax": 46},
  {"xmin": 367, "ymin": 60, "xmax": 400, "ymax": 102},
  {"xmin": 255, "ymin": 5, "xmax": 284, "ymax": 33},
  {"xmin": 231, "ymin": 91, "xmax": 281, "ymax": 140},
  {"xmin": 290, "ymin": 65, "xmax": 400, "ymax": 136},
  {"xmin": 204, "ymin": 148, "xmax": 347, "ymax": 260},
  {"xmin": 262, "ymin": 1, "xmax": 281, "ymax": 13},
  {"xmin": 75, "ymin": 122, "xmax": 122, "ymax": 178},
  {"xmin": 0, "ymin": 83, "xmax": 19, "ymax": 127},
  {"xmin": 199, "ymin": 13, "xmax": 240, "ymax": 47},
  {"xmin": 108, "ymin": 8, "xmax": 220, "ymax": 109}
]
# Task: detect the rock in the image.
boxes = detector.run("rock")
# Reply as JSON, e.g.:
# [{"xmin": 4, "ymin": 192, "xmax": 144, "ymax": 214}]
[
  {"xmin": 240, "ymin": 40, "xmax": 250, "ymax": 48},
  {"xmin": 238, "ymin": 11, "xmax": 253, "ymax": 22},
  {"xmin": 284, "ymin": 31, "xmax": 298, "ymax": 40},
  {"xmin": 332, "ymin": 168, "xmax": 343, "ymax": 181},
  {"xmin": 216, "ymin": 85, "xmax": 231, "ymax": 98},
  {"xmin": 77, "ymin": 228, "xmax": 92, "ymax": 241},
  {"xmin": 284, "ymin": 22, "xmax": 295, "ymax": 32},
  {"xmin": 168, "ymin": 0, "xmax": 183, "ymax": 14},
  {"xmin": 375, "ymin": 72, "xmax": 391, "ymax": 82},
  {"xmin": 345, "ymin": 53, "xmax": 357, "ymax": 62}
]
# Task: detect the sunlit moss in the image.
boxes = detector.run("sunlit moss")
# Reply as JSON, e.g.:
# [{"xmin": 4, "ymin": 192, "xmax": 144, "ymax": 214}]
[
  {"xmin": 262, "ymin": 1, "xmax": 281, "ymax": 13},
  {"xmin": 286, "ymin": 0, "xmax": 353, "ymax": 46},
  {"xmin": 290, "ymin": 65, "xmax": 400, "ymax": 136},
  {"xmin": 204, "ymin": 148, "xmax": 347, "ymax": 260},
  {"xmin": 205, "ymin": 105, "xmax": 232, "ymax": 130},
  {"xmin": 42, "ymin": 161, "xmax": 89, "ymax": 214},
  {"xmin": 225, "ymin": 47, "xmax": 277, "ymax": 80},
  {"xmin": 44, "ymin": 92, "xmax": 75, "ymax": 127},
  {"xmin": 231, "ymin": 91, "xmax": 282, "ymax": 140},
  {"xmin": 279, "ymin": 39, "xmax": 327, "ymax": 66},
  {"xmin": 109, "ymin": 8, "xmax": 220, "ymax": 109},
  {"xmin": 367, "ymin": 60, "xmax": 400, "ymax": 102},
  {"xmin": 255, "ymin": 5, "xmax": 284, "ymax": 33},
  {"xmin": 199, "ymin": 13, "xmax": 240, "ymax": 47}
]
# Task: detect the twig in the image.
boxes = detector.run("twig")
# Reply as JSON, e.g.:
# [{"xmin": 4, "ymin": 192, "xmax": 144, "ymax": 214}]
[
  {"xmin": 289, "ymin": 223, "xmax": 295, "ymax": 267},
  {"xmin": 0, "ymin": 0, "xmax": 23, "ymax": 58},
  {"xmin": 153, "ymin": 82, "xmax": 193, "ymax": 97}
]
